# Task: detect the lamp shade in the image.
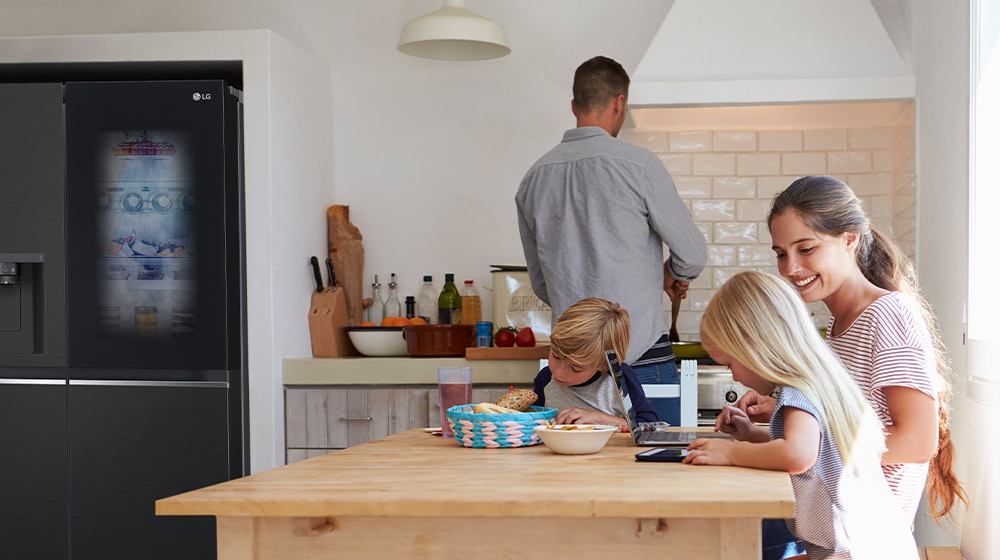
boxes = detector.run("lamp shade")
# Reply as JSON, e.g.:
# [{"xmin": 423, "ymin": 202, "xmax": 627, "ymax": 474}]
[{"xmin": 398, "ymin": 0, "xmax": 510, "ymax": 61}]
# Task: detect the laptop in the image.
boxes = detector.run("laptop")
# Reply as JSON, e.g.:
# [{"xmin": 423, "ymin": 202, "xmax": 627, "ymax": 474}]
[{"xmin": 606, "ymin": 349, "xmax": 729, "ymax": 447}]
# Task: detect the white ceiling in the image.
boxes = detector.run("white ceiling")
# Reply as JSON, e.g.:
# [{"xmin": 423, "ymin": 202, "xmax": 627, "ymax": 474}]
[{"xmin": 630, "ymin": 0, "xmax": 915, "ymax": 106}]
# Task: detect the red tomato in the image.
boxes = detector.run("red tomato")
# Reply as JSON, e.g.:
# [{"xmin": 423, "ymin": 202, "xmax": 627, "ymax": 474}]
[
  {"xmin": 494, "ymin": 327, "xmax": 517, "ymax": 347},
  {"xmin": 515, "ymin": 327, "xmax": 535, "ymax": 347}
]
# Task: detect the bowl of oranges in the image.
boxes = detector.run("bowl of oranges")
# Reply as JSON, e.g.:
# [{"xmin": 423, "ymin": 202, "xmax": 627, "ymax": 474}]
[{"xmin": 347, "ymin": 317, "xmax": 426, "ymax": 356}]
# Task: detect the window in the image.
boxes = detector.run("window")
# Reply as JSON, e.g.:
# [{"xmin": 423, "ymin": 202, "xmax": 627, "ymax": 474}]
[{"xmin": 968, "ymin": 0, "xmax": 1000, "ymax": 404}]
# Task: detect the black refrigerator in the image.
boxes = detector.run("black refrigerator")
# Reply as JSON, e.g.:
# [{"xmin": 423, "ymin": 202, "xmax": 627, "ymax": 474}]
[{"xmin": 0, "ymin": 79, "xmax": 247, "ymax": 559}]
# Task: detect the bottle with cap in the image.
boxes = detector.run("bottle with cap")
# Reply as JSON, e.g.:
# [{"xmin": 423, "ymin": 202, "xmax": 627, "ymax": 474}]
[
  {"xmin": 404, "ymin": 296, "xmax": 416, "ymax": 320},
  {"xmin": 369, "ymin": 274, "xmax": 384, "ymax": 324},
  {"xmin": 416, "ymin": 275, "xmax": 438, "ymax": 324},
  {"xmin": 384, "ymin": 273, "xmax": 402, "ymax": 318},
  {"xmin": 459, "ymin": 279, "xmax": 482, "ymax": 325},
  {"xmin": 438, "ymin": 273, "xmax": 462, "ymax": 325}
]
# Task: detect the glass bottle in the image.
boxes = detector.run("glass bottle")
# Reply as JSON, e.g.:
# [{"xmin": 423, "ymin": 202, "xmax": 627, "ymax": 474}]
[
  {"xmin": 416, "ymin": 275, "xmax": 438, "ymax": 324},
  {"xmin": 384, "ymin": 273, "xmax": 401, "ymax": 318},
  {"xmin": 369, "ymin": 274, "xmax": 384, "ymax": 324},
  {"xmin": 438, "ymin": 273, "xmax": 462, "ymax": 325},
  {"xmin": 459, "ymin": 279, "xmax": 482, "ymax": 325}
]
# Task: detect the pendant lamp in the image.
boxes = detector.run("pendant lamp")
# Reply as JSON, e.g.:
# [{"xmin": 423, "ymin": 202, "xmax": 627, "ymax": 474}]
[{"xmin": 397, "ymin": 0, "xmax": 511, "ymax": 61}]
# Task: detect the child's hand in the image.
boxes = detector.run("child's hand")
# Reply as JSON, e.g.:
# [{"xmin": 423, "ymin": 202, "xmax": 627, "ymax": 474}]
[
  {"xmin": 682, "ymin": 438, "xmax": 736, "ymax": 466},
  {"xmin": 555, "ymin": 407, "xmax": 620, "ymax": 427},
  {"xmin": 734, "ymin": 390, "xmax": 776, "ymax": 423},
  {"xmin": 714, "ymin": 406, "xmax": 757, "ymax": 441}
]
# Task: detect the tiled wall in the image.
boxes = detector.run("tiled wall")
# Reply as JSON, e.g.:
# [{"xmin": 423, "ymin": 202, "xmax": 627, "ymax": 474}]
[{"xmin": 621, "ymin": 101, "xmax": 916, "ymax": 341}]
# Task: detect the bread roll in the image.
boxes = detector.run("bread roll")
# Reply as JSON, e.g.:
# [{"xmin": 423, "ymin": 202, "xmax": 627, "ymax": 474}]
[
  {"xmin": 494, "ymin": 389, "xmax": 538, "ymax": 412},
  {"xmin": 473, "ymin": 402, "xmax": 521, "ymax": 414}
]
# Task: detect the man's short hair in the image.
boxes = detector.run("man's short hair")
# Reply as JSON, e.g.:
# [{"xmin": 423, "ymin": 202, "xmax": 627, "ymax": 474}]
[{"xmin": 572, "ymin": 56, "xmax": 630, "ymax": 114}]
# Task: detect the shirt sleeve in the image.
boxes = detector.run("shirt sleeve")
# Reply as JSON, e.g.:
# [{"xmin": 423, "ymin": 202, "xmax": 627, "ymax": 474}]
[
  {"xmin": 515, "ymin": 185, "xmax": 550, "ymax": 305},
  {"xmin": 532, "ymin": 367, "xmax": 552, "ymax": 407},
  {"xmin": 622, "ymin": 363, "xmax": 659, "ymax": 423},
  {"xmin": 641, "ymin": 153, "xmax": 707, "ymax": 282}
]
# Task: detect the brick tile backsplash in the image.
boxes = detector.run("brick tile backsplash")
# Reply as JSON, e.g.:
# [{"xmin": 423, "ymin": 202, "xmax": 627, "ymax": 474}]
[
  {"xmin": 804, "ymin": 129, "xmax": 848, "ymax": 151},
  {"xmin": 759, "ymin": 130, "xmax": 803, "ymax": 152},
  {"xmin": 670, "ymin": 130, "xmax": 713, "ymax": 152},
  {"xmin": 625, "ymin": 106, "xmax": 916, "ymax": 340}
]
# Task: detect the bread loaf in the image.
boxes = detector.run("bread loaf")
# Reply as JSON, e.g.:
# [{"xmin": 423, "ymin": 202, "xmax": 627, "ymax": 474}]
[
  {"xmin": 473, "ymin": 402, "xmax": 522, "ymax": 414},
  {"xmin": 494, "ymin": 389, "xmax": 538, "ymax": 412}
]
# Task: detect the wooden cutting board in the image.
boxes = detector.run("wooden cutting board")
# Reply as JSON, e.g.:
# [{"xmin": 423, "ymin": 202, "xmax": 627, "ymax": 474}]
[{"xmin": 465, "ymin": 345, "xmax": 550, "ymax": 360}]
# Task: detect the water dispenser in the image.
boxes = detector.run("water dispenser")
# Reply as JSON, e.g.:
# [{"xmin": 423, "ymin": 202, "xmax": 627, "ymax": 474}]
[{"xmin": 0, "ymin": 252, "xmax": 45, "ymax": 354}]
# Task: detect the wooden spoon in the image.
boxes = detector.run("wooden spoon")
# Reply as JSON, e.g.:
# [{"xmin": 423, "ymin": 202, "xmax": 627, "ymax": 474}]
[{"xmin": 669, "ymin": 294, "xmax": 681, "ymax": 343}]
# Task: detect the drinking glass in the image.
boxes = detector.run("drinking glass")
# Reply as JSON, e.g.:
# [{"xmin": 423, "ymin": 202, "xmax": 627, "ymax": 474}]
[{"xmin": 437, "ymin": 366, "xmax": 473, "ymax": 439}]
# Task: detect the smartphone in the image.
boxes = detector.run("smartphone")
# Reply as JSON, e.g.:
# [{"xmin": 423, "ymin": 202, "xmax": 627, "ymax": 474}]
[{"xmin": 635, "ymin": 447, "xmax": 689, "ymax": 463}]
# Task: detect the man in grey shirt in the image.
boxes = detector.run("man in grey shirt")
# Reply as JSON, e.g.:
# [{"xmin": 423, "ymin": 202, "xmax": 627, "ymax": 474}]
[{"xmin": 515, "ymin": 55, "xmax": 706, "ymax": 425}]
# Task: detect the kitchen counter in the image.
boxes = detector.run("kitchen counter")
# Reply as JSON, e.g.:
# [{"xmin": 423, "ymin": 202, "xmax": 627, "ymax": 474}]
[
  {"xmin": 158, "ymin": 428, "xmax": 793, "ymax": 559},
  {"xmin": 282, "ymin": 356, "xmax": 541, "ymax": 385}
]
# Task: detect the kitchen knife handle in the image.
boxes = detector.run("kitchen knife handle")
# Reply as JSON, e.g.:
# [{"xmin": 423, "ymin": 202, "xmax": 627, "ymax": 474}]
[
  {"xmin": 310, "ymin": 256, "xmax": 324, "ymax": 292},
  {"xmin": 326, "ymin": 257, "xmax": 336, "ymax": 287}
]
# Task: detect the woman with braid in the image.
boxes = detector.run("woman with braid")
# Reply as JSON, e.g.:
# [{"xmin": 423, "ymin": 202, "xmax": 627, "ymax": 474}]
[{"xmin": 737, "ymin": 176, "xmax": 967, "ymax": 534}]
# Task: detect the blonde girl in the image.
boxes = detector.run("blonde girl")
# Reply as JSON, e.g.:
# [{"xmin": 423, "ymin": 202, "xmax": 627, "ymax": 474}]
[{"xmin": 686, "ymin": 271, "xmax": 917, "ymax": 559}]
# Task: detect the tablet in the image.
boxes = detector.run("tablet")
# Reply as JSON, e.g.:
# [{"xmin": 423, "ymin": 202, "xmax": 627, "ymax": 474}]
[{"xmin": 635, "ymin": 447, "xmax": 689, "ymax": 462}]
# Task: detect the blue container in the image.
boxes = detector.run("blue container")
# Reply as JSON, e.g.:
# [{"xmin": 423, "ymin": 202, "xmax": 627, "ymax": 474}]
[{"xmin": 476, "ymin": 321, "xmax": 493, "ymax": 347}]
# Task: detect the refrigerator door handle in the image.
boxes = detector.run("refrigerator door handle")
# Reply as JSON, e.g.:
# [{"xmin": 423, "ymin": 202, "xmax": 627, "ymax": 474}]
[
  {"xmin": 0, "ymin": 378, "xmax": 66, "ymax": 385},
  {"xmin": 69, "ymin": 379, "xmax": 229, "ymax": 389}
]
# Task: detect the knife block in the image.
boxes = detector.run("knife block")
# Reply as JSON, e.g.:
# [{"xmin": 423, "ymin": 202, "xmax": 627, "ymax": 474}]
[{"xmin": 308, "ymin": 286, "xmax": 358, "ymax": 357}]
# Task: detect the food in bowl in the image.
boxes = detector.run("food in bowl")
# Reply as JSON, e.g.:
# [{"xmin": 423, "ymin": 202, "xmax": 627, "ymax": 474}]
[
  {"xmin": 532, "ymin": 424, "xmax": 617, "ymax": 455},
  {"xmin": 346, "ymin": 326, "xmax": 408, "ymax": 357}
]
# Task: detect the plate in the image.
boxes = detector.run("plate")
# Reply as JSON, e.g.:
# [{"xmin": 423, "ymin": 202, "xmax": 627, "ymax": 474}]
[
  {"xmin": 150, "ymin": 192, "xmax": 173, "ymax": 212},
  {"xmin": 121, "ymin": 192, "xmax": 143, "ymax": 213}
]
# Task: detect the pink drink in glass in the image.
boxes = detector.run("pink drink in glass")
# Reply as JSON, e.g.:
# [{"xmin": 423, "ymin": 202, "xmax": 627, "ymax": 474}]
[{"xmin": 437, "ymin": 366, "xmax": 473, "ymax": 439}]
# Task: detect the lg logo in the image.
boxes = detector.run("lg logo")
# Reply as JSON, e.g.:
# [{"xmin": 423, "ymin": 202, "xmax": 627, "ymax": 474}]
[{"xmin": 192, "ymin": 92, "xmax": 213, "ymax": 102}]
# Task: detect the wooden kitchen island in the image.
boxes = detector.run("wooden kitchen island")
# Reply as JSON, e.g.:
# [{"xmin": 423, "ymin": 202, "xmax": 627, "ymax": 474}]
[{"xmin": 157, "ymin": 429, "xmax": 794, "ymax": 559}]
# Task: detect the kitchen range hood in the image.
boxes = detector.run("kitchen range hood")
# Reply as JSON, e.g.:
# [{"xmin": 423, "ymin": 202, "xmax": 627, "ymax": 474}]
[{"xmin": 629, "ymin": 0, "xmax": 915, "ymax": 106}]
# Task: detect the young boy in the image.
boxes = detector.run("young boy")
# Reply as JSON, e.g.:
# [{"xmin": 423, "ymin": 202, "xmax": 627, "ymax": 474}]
[{"xmin": 532, "ymin": 297, "xmax": 658, "ymax": 427}]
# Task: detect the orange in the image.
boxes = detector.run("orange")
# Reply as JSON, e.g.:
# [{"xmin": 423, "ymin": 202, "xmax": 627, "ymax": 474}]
[
  {"xmin": 407, "ymin": 317, "xmax": 427, "ymax": 325},
  {"xmin": 381, "ymin": 316, "xmax": 409, "ymax": 327},
  {"xmin": 360, "ymin": 321, "xmax": 376, "ymax": 327}
]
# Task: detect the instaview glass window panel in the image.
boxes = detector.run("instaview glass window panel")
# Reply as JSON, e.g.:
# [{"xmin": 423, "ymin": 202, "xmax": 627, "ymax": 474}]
[{"xmin": 94, "ymin": 129, "xmax": 197, "ymax": 340}]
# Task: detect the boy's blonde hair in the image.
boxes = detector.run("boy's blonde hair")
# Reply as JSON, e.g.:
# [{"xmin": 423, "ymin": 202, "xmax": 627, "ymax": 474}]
[
  {"xmin": 700, "ymin": 271, "xmax": 886, "ymax": 469},
  {"xmin": 549, "ymin": 297, "xmax": 630, "ymax": 371}
]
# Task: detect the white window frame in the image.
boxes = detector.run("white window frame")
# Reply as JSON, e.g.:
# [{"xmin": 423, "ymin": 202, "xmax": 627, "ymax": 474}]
[{"xmin": 967, "ymin": 0, "xmax": 1000, "ymax": 405}]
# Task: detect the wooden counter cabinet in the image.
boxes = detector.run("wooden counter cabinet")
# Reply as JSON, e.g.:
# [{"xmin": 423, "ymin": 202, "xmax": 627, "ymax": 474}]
[{"xmin": 284, "ymin": 385, "xmax": 526, "ymax": 462}]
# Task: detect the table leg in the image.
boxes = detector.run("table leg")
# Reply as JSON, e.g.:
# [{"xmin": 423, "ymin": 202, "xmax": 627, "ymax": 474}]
[{"xmin": 217, "ymin": 517, "xmax": 256, "ymax": 560}]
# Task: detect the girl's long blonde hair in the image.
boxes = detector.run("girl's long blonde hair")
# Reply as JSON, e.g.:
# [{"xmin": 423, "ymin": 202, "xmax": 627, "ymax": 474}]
[{"xmin": 701, "ymin": 271, "xmax": 886, "ymax": 469}]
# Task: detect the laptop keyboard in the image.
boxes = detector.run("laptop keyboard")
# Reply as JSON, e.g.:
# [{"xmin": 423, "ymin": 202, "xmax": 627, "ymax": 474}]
[{"xmin": 642, "ymin": 431, "xmax": 689, "ymax": 442}]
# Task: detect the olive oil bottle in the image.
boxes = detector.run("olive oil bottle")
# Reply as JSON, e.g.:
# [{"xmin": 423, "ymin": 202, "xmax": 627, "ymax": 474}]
[{"xmin": 438, "ymin": 273, "xmax": 462, "ymax": 325}]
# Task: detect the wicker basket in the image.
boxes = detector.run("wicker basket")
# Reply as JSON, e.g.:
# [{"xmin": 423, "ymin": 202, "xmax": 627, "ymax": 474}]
[{"xmin": 446, "ymin": 405, "xmax": 558, "ymax": 448}]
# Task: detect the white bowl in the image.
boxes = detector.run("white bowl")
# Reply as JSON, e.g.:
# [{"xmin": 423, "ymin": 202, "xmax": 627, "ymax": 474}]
[
  {"xmin": 346, "ymin": 327, "xmax": 408, "ymax": 356},
  {"xmin": 532, "ymin": 424, "xmax": 617, "ymax": 455}
]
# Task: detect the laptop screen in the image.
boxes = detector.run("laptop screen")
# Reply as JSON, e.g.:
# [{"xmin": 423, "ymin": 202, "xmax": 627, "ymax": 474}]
[{"xmin": 605, "ymin": 350, "xmax": 642, "ymax": 442}]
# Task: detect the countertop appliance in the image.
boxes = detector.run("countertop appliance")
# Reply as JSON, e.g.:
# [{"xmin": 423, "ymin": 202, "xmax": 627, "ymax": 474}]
[
  {"xmin": 0, "ymin": 77, "xmax": 246, "ymax": 559},
  {"xmin": 697, "ymin": 365, "xmax": 744, "ymax": 426}
]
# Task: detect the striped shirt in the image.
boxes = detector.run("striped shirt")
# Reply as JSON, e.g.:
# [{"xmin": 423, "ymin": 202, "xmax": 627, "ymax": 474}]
[
  {"xmin": 826, "ymin": 292, "xmax": 937, "ymax": 523},
  {"xmin": 772, "ymin": 387, "xmax": 918, "ymax": 559}
]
